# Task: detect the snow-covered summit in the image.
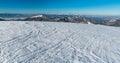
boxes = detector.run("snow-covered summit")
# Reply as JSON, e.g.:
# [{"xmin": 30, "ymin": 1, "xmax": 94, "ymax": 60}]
[
  {"xmin": 0, "ymin": 21, "xmax": 120, "ymax": 63},
  {"xmin": 31, "ymin": 15, "xmax": 44, "ymax": 18}
]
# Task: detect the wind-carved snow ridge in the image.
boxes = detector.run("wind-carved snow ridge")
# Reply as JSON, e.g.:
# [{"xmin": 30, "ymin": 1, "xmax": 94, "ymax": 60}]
[{"xmin": 0, "ymin": 21, "xmax": 120, "ymax": 63}]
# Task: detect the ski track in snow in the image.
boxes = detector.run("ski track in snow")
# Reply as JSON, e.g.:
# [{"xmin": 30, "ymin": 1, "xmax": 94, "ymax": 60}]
[{"xmin": 0, "ymin": 21, "xmax": 120, "ymax": 63}]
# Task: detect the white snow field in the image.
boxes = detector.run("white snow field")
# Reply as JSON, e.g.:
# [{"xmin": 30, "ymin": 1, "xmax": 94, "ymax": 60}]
[{"xmin": 0, "ymin": 21, "xmax": 120, "ymax": 63}]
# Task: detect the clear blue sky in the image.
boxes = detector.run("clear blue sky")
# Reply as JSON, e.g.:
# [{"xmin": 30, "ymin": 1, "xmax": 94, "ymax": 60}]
[{"xmin": 0, "ymin": 0, "xmax": 120, "ymax": 15}]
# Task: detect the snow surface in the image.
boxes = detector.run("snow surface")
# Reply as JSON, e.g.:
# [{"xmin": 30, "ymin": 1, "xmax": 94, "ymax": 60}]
[{"xmin": 0, "ymin": 21, "xmax": 120, "ymax": 63}]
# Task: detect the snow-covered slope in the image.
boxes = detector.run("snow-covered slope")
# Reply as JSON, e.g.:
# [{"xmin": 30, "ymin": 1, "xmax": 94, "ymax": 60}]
[{"xmin": 0, "ymin": 21, "xmax": 120, "ymax": 63}]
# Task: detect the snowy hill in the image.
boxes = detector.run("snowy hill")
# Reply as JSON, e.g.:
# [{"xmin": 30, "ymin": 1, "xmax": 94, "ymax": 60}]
[
  {"xmin": 0, "ymin": 21, "xmax": 120, "ymax": 63},
  {"xmin": 31, "ymin": 15, "xmax": 44, "ymax": 18}
]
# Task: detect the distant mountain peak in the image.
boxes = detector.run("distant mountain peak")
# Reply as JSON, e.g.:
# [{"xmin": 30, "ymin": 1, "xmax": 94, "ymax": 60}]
[{"xmin": 31, "ymin": 15, "xmax": 43, "ymax": 18}]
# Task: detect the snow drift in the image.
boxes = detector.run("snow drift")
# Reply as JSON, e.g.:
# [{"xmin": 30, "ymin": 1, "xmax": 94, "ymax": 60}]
[{"xmin": 0, "ymin": 21, "xmax": 120, "ymax": 63}]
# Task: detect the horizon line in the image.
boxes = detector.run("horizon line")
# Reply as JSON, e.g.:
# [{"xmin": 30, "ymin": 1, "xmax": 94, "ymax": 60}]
[{"xmin": 0, "ymin": 13, "xmax": 120, "ymax": 16}]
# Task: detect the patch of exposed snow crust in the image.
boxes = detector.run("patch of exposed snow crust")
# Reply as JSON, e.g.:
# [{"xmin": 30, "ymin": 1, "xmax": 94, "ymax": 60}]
[{"xmin": 0, "ymin": 21, "xmax": 120, "ymax": 63}]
